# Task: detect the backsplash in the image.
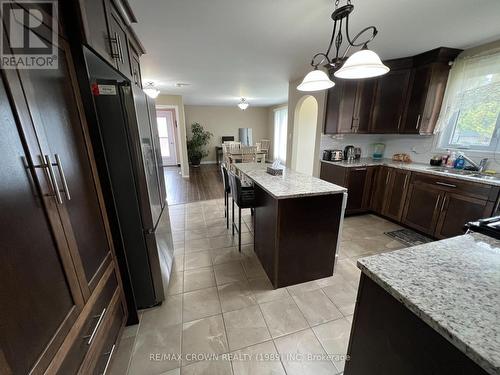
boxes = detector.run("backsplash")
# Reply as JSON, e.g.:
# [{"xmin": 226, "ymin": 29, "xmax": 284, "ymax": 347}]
[{"xmin": 320, "ymin": 133, "xmax": 500, "ymax": 170}]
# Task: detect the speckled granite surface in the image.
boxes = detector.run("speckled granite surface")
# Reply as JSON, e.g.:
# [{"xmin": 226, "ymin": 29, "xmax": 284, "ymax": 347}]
[
  {"xmin": 234, "ymin": 163, "xmax": 346, "ymax": 199},
  {"xmin": 358, "ymin": 233, "xmax": 500, "ymax": 375},
  {"xmin": 320, "ymin": 158, "xmax": 500, "ymax": 186}
]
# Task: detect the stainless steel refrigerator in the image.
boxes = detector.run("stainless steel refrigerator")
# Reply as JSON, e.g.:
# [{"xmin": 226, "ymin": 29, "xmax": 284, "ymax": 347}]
[
  {"xmin": 92, "ymin": 79, "xmax": 173, "ymax": 309},
  {"xmin": 239, "ymin": 128, "xmax": 253, "ymax": 146}
]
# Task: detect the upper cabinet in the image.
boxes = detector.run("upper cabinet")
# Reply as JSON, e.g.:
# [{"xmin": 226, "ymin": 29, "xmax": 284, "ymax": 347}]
[
  {"xmin": 78, "ymin": 0, "xmax": 145, "ymax": 84},
  {"xmin": 323, "ymin": 47, "xmax": 462, "ymax": 135}
]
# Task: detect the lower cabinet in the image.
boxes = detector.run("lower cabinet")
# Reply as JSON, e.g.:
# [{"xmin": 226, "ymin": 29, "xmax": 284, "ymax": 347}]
[
  {"xmin": 402, "ymin": 183, "xmax": 443, "ymax": 235},
  {"xmin": 382, "ymin": 169, "xmax": 411, "ymax": 221}
]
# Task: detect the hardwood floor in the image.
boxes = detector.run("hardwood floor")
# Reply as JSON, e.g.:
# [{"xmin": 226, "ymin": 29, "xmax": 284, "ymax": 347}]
[{"xmin": 164, "ymin": 164, "xmax": 224, "ymax": 205}]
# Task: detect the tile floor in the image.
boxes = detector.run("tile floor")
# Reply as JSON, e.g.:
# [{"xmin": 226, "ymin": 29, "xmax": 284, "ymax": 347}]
[{"xmin": 109, "ymin": 198, "xmax": 406, "ymax": 375}]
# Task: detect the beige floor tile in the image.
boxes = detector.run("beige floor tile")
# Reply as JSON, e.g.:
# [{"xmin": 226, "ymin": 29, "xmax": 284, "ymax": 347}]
[
  {"xmin": 322, "ymin": 278, "xmax": 358, "ymax": 317},
  {"xmin": 172, "ymin": 254, "xmax": 184, "ymax": 272},
  {"xmin": 172, "ymin": 231, "xmax": 184, "ymax": 242},
  {"xmin": 217, "ymin": 281, "xmax": 257, "ymax": 312},
  {"xmin": 184, "ymin": 267, "xmax": 215, "ymax": 292},
  {"xmin": 166, "ymin": 271, "xmax": 184, "ymax": 296},
  {"xmin": 248, "ymin": 277, "xmax": 290, "ymax": 303},
  {"xmin": 183, "ymin": 287, "xmax": 221, "ymax": 322},
  {"xmin": 184, "ymin": 251, "xmax": 212, "ymax": 270},
  {"xmin": 158, "ymin": 368, "xmax": 180, "ymax": 375},
  {"xmin": 184, "ymin": 228, "xmax": 208, "ymax": 241},
  {"xmin": 259, "ymin": 297, "xmax": 308, "ymax": 338},
  {"xmin": 335, "ymin": 259, "xmax": 361, "ymax": 289},
  {"xmin": 108, "ymin": 336, "xmax": 134, "ymax": 375},
  {"xmin": 121, "ymin": 323, "xmax": 139, "ymax": 339},
  {"xmin": 210, "ymin": 246, "xmax": 246, "ymax": 265},
  {"xmin": 241, "ymin": 257, "xmax": 267, "ymax": 279},
  {"xmin": 312, "ymin": 317, "xmax": 352, "ymax": 372},
  {"xmin": 128, "ymin": 323, "xmax": 182, "ymax": 374},
  {"xmin": 214, "ymin": 261, "xmax": 247, "ymax": 285},
  {"xmin": 223, "ymin": 305, "xmax": 271, "ymax": 351},
  {"xmin": 181, "ymin": 315, "xmax": 229, "ymax": 366},
  {"xmin": 209, "ymin": 234, "xmax": 237, "ymax": 249},
  {"xmin": 181, "ymin": 359, "xmax": 232, "ymax": 375},
  {"xmin": 140, "ymin": 294, "xmax": 182, "ymax": 331},
  {"xmin": 205, "ymin": 224, "xmax": 232, "ymax": 238},
  {"xmin": 185, "ymin": 238, "xmax": 212, "ymax": 253},
  {"xmin": 205, "ymin": 217, "xmax": 228, "ymax": 227},
  {"xmin": 286, "ymin": 280, "xmax": 322, "ymax": 296},
  {"xmin": 292, "ymin": 289, "xmax": 343, "ymax": 326},
  {"xmin": 274, "ymin": 329, "xmax": 339, "ymax": 375},
  {"xmin": 231, "ymin": 341, "xmax": 286, "ymax": 375}
]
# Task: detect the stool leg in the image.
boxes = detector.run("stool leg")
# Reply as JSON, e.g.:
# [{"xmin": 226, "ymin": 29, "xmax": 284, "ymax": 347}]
[
  {"xmin": 238, "ymin": 206, "xmax": 242, "ymax": 252},
  {"xmin": 224, "ymin": 191, "xmax": 227, "ymax": 218},
  {"xmin": 232, "ymin": 198, "xmax": 235, "ymax": 236},
  {"xmin": 226, "ymin": 193, "xmax": 229, "ymax": 229}
]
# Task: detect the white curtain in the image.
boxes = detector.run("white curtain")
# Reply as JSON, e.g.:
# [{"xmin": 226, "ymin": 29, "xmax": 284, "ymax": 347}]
[
  {"xmin": 273, "ymin": 107, "xmax": 288, "ymax": 163},
  {"xmin": 435, "ymin": 47, "xmax": 500, "ymax": 137}
]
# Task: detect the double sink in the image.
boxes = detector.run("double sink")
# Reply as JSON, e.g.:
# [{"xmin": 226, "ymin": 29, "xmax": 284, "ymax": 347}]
[{"xmin": 426, "ymin": 167, "xmax": 499, "ymax": 181}]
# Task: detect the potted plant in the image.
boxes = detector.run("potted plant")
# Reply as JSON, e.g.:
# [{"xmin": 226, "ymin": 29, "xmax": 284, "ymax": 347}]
[{"xmin": 186, "ymin": 122, "xmax": 213, "ymax": 167}]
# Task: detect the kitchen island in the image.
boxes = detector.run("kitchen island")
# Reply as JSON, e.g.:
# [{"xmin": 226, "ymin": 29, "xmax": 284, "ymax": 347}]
[
  {"xmin": 345, "ymin": 233, "xmax": 500, "ymax": 375},
  {"xmin": 234, "ymin": 163, "xmax": 347, "ymax": 288}
]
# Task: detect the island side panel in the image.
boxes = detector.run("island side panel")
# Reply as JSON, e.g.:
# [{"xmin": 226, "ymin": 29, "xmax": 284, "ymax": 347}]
[
  {"xmin": 254, "ymin": 184, "xmax": 279, "ymax": 286},
  {"xmin": 344, "ymin": 274, "xmax": 489, "ymax": 375},
  {"xmin": 276, "ymin": 192, "xmax": 343, "ymax": 288}
]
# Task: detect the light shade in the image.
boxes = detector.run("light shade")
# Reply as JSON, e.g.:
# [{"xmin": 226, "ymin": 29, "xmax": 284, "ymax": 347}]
[
  {"xmin": 143, "ymin": 83, "xmax": 160, "ymax": 99},
  {"xmin": 334, "ymin": 49, "xmax": 389, "ymax": 79},
  {"xmin": 297, "ymin": 69, "xmax": 335, "ymax": 92},
  {"xmin": 238, "ymin": 98, "xmax": 249, "ymax": 110}
]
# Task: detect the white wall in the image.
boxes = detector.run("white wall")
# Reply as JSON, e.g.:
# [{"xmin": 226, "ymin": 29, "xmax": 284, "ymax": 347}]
[{"xmin": 184, "ymin": 105, "xmax": 270, "ymax": 163}]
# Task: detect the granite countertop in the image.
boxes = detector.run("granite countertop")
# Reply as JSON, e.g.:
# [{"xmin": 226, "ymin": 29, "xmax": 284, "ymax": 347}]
[
  {"xmin": 358, "ymin": 233, "xmax": 500, "ymax": 375},
  {"xmin": 234, "ymin": 163, "xmax": 346, "ymax": 199},
  {"xmin": 320, "ymin": 158, "xmax": 500, "ymax": 186}
]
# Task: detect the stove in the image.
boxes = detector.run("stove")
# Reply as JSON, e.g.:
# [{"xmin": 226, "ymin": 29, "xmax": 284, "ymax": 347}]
[{"xmin": 465, "ymin": 216, "xmax": 500, "ymax": 240}]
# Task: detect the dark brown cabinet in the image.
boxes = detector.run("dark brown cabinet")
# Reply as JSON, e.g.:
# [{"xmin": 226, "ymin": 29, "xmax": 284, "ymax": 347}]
[
  {"xmin": 108, "ymin": 4, "xmax": 132, "ymax": 77},
  {"xmin": 79, "ymin": 0, "xmax": 114, "ymax": 65},
  {"xmin": 370, "ymin": 166, "xmax": 390, "ymax": 214},
  {"xmin": 370, "ymin": 67, "xmax": 411, "ymax": 133},
  {"xmin": 382, "ymin": 169, "xmax": 411, "ymax": 221},
  {"xmin": 319, "ymin": 162, "xmax": 374, "ymax": 214},
  {"xmin": 402, "ymin": 173, "xmax": 498, "ymax": 237}
]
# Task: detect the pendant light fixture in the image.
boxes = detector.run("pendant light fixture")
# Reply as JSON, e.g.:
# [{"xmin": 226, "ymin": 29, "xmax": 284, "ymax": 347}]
[
  {"xmin": 298, "ymin": 0, "xmax": 389, "ymax": 92},
  {"xmin": 143, "ymin": 82, "xmax": 160, "ymax": 99},
  {"xmin": 238, "ymin": 98, "xmax": 249, "ymax": 110}
]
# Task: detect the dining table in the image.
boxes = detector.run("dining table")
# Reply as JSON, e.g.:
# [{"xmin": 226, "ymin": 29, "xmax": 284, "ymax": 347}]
[{"xmin": 227, "ymin": 151, "xmax": 267, "ymax": 163}]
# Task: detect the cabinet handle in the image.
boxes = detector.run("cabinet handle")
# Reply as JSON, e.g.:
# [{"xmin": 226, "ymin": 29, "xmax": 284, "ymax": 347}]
[
  {"xmin": 435, "ymin": 181, "xmax": 456, "ymax": 188},
  {"xmin": 440, "ymin": 196, "xmax": 448, "ymax": 212},
  {"xmin": 385, "ymin": 170, "xmax": 391, "ymax": 185},
  {"xmin": 54, "ymin": 154, "xmax": 71, "ymax": 201},
  {"xmin": 102, "ymin": 344, "xmax": 116, "ymax": 375},
  {"xmin": 109, "ymin": 34, "xmax": 120, "ymax": 60},
  {"xmin": 84, "ymin": 308, "xmax": 106, "ymax": 345},
  {"xmin": 117, "ymin": 33, "xmax": 124, "ymax": 64},
  {"xmin": 44, "ymin": 155, "xmax": 63, "ymax": 204},
  {"xmin": 416, "ymin": 114, "xmax": 421, "ymax": 129},
  {"xmin": 397, "ymin": 115, "xmax": 402, "ymax": 130},
  {"xmin": 434, "ymin": 195, "xmax": 441, "ymax": 213},
  {"xmin": 354, "ymin": 168, "xmax": 367, "ymax": 171},
  {"xmin": 403, "ymin": 174, "xmax": 409, "ymax": 190}
]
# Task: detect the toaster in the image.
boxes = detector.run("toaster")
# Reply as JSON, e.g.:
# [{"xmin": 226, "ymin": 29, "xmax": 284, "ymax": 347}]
[{"xmin": 330, "ymin": 150, "xmax": 343, "ymax": 161}]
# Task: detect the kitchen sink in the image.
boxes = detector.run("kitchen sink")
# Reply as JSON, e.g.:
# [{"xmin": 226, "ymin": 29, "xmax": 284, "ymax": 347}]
[{"xmin": 426, "ymin": 167, "xmax": 499, "ymax": 181}]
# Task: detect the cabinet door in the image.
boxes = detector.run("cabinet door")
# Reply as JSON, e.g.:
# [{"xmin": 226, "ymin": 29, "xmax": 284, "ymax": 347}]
[
  {"xmin": 401, "ymin": 65, "xmax": 432, "ymax": 134},
  {"xmin": 352, "ymin": 80, "xmax": 376, "ymax": 133},
  {"xmin": 402, "ymin": 183, "xmax": 442, "ymax": 235},
  {"xmin": 346, "ymin": 168, "xmax": 368, "ymax": 212},
  {"xmin": 370, "ymin": 166, "xmax": 390, "ymax": 214},
  {"xmin": 0, "ymin": 74, "xmax": 83, "ymax": 375},
  {"xmin": 382, "ymin": 169, "xmax": 411, "ymax": 221},
  {"xmin": 434, "ymin": 193, "xmax": 494, "ymax": 239},
  {"xmin": 79, "ymin": 0, "xmax": 114, "ymax": 65},
  {"xmin": 108, "ymin": 6, "xmax": 131, "ymax": 77},
  {"xmin": 129, "ymin": 41, "xmax": 143, "ymax": 88},
  {"xmin": 14, "ymin": 37, "xmax": 113, "ymax": 295},
  {"xmin": 324, "ymin": 79, "xmax": 357, "ymax": 134},
  {"xmin": 370, "ymin": 69, "xmax": 411, "ymax": 133}
]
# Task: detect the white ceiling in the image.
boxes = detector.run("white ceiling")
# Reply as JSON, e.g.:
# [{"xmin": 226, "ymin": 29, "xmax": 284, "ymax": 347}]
[{"xmin": 129, "ymin": 0, "xmax": 500, "ymax": 106}]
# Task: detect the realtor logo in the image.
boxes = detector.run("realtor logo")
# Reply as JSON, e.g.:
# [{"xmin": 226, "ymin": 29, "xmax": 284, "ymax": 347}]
[{"xmin": 1, "ymin": 0, "xmax": 58, "ymax": 69}]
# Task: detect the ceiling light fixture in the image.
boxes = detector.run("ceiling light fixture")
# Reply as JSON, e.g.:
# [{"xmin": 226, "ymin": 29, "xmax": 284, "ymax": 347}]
[
  {"xmin": 143, "ymin": 82, "xmax": 160, "ymax": 99},
  {"xmin": 298, "ymin": 0, "xmax": 389, "ymax": 92},
  {"xmin": 238, "ymin": 98, "xmax": 249, "ymax": 111}
]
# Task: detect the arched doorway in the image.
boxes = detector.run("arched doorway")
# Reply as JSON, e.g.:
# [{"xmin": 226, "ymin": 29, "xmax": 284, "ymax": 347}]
[{"xmin": 292, "ymin": 95, "xmax": 318, "ymax": 175}]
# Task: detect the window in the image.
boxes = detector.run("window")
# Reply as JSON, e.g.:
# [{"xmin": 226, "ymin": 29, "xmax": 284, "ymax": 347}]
[
  {"xmin": 438, "ymin": 51, "xmax": 500, "ymax": 151},
  {"xmin": 273, "ymin": 106, "xmax": 288, "ymax": 163}
]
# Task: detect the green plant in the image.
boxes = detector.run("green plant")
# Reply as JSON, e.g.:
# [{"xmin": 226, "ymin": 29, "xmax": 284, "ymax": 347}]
[{"xmin": 186, "ymin": 122, "xmax": 213, "ymax": 165}]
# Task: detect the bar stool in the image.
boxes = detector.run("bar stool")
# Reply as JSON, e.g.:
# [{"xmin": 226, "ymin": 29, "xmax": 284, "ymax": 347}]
[
  {"xmin": 228, "ymin": 171, "xmax": 255, "ymax": 252},
  {"xmin": 220, "ymin": 163, "xmax": 231, "ymax": 229}
]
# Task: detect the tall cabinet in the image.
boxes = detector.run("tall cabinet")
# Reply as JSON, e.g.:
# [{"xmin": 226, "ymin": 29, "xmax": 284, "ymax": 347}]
[{"xmin": 0, "ymin": 6, "xmax": 126, "ymax": 375}]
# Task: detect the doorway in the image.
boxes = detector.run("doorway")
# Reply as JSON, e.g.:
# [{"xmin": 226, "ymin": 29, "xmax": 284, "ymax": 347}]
[
  {"xmin": 156, "ymin": 109, "xmax": 178, "ymax": 166},
  {"xmin": 292, "ymin": 96, "xmax": 318, "ymax": 175}
]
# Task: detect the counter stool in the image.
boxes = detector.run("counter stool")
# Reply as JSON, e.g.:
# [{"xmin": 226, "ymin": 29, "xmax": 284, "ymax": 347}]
[
  {"xmin": 228, "ymin": 171, "xmax": 255, "ymax": 252},
  {"xmin": 220, "ymin": 163, "xmax": 231, "ymax": 229}
]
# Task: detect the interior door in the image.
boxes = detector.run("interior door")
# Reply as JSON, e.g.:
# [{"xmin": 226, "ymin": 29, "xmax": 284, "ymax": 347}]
[
  {"xmin": 0, "ymin": 74, "xmax": 83, "ymax": 375},
  {"xmin": 13, "ymin": 36, "xmax": 112, "ymax": 295},
  {"xmin": 157, "ymin": 109, "xmax": 178, "ymax": 166}
]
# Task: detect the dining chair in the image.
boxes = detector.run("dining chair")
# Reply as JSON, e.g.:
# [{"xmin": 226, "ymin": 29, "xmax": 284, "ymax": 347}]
[
  {"xmin": 220, "ymin": 164, "xmax": 231, "ymax": 229},
  {"xmin": 240, "ymin": 146, "xmax": 257, "ymax": 163},
  {"xmin": 259, "ymin": 139, "xmax": 270, "ymax": 160}
]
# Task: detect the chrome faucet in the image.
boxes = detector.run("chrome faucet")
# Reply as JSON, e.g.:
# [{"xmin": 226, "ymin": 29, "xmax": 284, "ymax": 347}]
[{"xmin": 458, "ymin": 152, "xmax": 488, "ymax": 172}]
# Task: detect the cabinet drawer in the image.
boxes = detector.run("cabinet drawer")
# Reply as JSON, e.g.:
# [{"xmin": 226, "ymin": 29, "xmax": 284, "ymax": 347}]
[
  {"xmin": 94, "ymin": 297, "xmax": 125, "ymax": 374},
  {"xmin": 57, "ymin": 268, "xmax": 118, "ymax": 374},
  {"xmin": 411, "ymin": 172, "xmax": 498, "ymax": 201}
]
